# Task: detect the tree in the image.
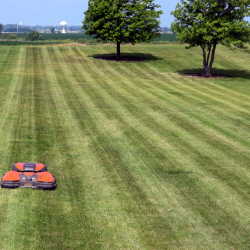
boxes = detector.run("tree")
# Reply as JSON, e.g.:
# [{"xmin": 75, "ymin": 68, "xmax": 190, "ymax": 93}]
[
  {"xmin": 26, "ymin": 31, "xmax": 44, "ymax": 41},
  {"xmin": 82, "ymin": 0, "xmax": 163, "ymax": 59},
  {"xmin": 0, "ymin": 24, "xmax": 3, "ymax": 35},
  {"xmin": 9, "ymin": 34, "xmax": 17, "ymax": 39},
  {"xmin": 171, "ymin": 0, "xmax": 250, "ymax": 77},
  {"xmin": 51, "ymin": 27, "xmax": 55, "ymax": 33}
]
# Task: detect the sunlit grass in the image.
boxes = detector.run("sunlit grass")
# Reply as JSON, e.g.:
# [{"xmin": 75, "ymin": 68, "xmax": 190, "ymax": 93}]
[{"xmin": 0, "ymin": 45, "xmax": 250, "ymax": 249}]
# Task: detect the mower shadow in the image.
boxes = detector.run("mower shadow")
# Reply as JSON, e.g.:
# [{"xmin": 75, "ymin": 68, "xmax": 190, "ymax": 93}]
[
  {"xmin": 176, "ymin": 68, "xmax": 250, "ymax": 79},
  {"xmin": 89, "ymin": 53, "xmax": 163, "ymax": 61}
]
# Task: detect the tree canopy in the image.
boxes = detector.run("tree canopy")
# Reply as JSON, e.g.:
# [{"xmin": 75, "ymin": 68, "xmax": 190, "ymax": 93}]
[
  {"xmin": 171, "ymin": 0, "xmax": 250, "ymax": 77},
  {"xmin": 82, "ymin": 0, "xmax": 163, "ymax": 59},
  {"xmin": 51, "ymin": 27, "xmax": 55, "ymax": 34},
  {"xmin": 26, "ymin": 31, "xmax": 44, "ymax": 41}
]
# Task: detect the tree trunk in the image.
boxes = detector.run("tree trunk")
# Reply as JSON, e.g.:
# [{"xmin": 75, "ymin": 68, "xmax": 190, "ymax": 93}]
[
  {"xmin": 205, "ymin": 67, "xmax": 211, "ymax": 77},
  {"xmin": 206, "ymin": 45, "xmax": 212, "ymax": 67},
  {"xmin": 202, "ymin": 42, "xmax": 217, "ymax": 77},
  {"xmin": 116, "ymin": 42, "xmax": 121, "ymax": 59},
  {"xmin": 202, "ymin": 47, "xmax": 207, "ymax": 72},
  {"xmin": 208, "ymin": 43, "xmax": 216, "ymax": 76}
]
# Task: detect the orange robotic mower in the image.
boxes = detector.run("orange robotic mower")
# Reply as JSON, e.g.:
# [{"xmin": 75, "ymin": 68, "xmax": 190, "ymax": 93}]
[{"xmin": 1, "ymin": 163, "xmax": 57, "ymax": 190}]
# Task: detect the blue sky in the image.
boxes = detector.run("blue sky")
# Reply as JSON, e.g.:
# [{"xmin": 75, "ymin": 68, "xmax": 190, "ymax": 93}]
[
  {"xmin": 1, "ymin": 0, "xmax": 178, "ymax": 27},
  {"xmin": 2, "ymin": 0, "xmax": 250, "ymax": 27}
]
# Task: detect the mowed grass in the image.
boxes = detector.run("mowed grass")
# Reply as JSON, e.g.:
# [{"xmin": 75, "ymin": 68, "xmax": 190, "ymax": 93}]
[{"xmin": 0, "ymin": 44, "xmax": 250, "ymax": 249}]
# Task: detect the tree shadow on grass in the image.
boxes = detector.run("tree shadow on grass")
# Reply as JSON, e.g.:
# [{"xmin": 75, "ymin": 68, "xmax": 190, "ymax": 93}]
[
  {"xmin": 89, "ymin": 53, "xmax": 163, "ymax": 62},
  {"xmin": 176, "ymin": 68, "xmax": 250, "ymax": 79}
]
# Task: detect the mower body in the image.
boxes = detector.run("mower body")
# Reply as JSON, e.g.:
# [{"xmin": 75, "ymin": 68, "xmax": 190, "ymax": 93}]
[{"xmin": 1, "ymin": 163, "xmax": 57, "ymax": 190}]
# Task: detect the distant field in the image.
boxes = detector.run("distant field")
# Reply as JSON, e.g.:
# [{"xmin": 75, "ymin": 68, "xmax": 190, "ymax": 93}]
[
  {"xmin": 11, "ymin": 33, "xmax": 95, "ymax": 40},
  {"xmin": 2, "ymin": 32, "xmax": 178, "ymax": 42},
  {"xmin": 0, "ymin": 41, "xmax": 69, "ymax": 46},
  {"xmin": 0, "ymin": 45, "xmax": 250, "ymax": 249},
  {"xmin": 154, "ymin": 33, "xmax": 178, "ymax": 42}
]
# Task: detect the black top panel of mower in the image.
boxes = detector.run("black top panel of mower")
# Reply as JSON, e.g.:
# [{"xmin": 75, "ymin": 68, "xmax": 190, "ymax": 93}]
[{"xmin": 23, "ymin": 163, "xmax": 36, "ymax": 172}]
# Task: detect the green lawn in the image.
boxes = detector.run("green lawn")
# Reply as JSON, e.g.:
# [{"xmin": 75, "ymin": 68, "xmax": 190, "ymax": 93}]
[{"xmin": 0, "ymin": 44, "xmax": 250, "ymax": 249}]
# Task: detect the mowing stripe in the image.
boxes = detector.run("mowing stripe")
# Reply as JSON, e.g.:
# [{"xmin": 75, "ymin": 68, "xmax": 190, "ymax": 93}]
[
  {"xmin": 48, "ymin": 46, "xmax": 148, "ymax": 249},
  {"xmin": 70, "ymin": 46, "xmax": 250, "ymax": 248},
  {"xmin": 99, "ymin": 61, "xmax": 250, "ymax": 202},
  {"xmin": 0, "ymin": 45, "xmax": 250, "ymax": 249},
  {"xmin": 57, "ymin": 46, "xmax": 243, "ymax": 248},
  {"xmin": 64, "ymin": 47, "xmax": 191, "ymax": 248},
  {"xmin": 119, "ymin": 62, "xmax": 250, "ymax": 149},
  {"xmin": 80, "ymin": 49, "xmax": 250, "ymax": 171},
  {"xmin": 0, "ymin": 47, "xmax": 31, "ymax": 250},
  {"xmin": 38, "ymin": 47, "xmax": 105, "ymax": 249},
  {"xmin": 43, "ymin": 46, "xmax": 144, "ymax": 249}
]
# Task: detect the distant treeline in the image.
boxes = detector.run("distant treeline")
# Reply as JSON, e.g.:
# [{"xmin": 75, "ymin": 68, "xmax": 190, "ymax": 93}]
[{"xmin": 3, "ymin": 28, "xmax": 32, "ymax": 33}]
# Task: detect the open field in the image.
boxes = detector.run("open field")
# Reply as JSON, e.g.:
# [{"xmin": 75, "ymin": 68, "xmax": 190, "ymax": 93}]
[
  {"xmin": 0, "ymin": 45, "xmax": 250, "ymax": 249},
  {"xmin": 4, "ymin": 33, "xmax": 177, "ymax": 41},
  {"xmin": 4, "ymin": 33, "xmax": 95, "ymax": 40}
]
